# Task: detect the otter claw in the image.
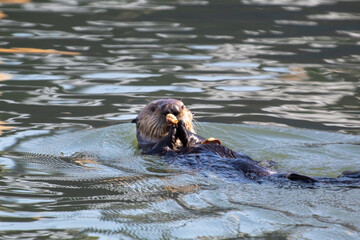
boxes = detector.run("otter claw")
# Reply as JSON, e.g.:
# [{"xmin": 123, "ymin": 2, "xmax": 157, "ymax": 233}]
[{"xmin": 166, "ymin": 113, "xmax": 178, "ymax": 125}]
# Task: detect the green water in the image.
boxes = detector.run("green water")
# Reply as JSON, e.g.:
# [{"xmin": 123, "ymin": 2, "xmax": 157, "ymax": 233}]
[{"xmin": 1, "ymin": 0, "xmax": 360, "ymax": 239}]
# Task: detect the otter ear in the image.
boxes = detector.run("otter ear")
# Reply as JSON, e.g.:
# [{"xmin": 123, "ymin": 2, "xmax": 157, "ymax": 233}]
[{"xmin": 131, "ymin": 117, "xmax": 138, "ymax": 123}]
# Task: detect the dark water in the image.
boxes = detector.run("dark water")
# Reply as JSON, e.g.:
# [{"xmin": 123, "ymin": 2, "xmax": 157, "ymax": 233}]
[{"xmin": 1, "ymin": 0, "xmax": 360, "ymax": 239}]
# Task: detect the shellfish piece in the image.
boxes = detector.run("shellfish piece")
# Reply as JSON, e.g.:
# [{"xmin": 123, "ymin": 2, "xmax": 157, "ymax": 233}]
[
  {"xmin": 166, "ymin": 113, "xmax": 178, "ymax": 125},
  {"xmin": 201, "ymin": 137, "xmax": 222, "ymax": 145}
]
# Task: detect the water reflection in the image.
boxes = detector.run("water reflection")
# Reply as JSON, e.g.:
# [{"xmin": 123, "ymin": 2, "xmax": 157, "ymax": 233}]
[
  {"xmin": 242, "ymin": 0, "xmax": 342, "ymax": 7},
  {"xmin": 0, "ymin": 121, "xmax": 15, "ymax": 135},
  {"xmin": 308, "ymin": 11, "xmax": 360, "ymax": 20},
  {"xmin": 0, "ymin": 10, "xmax": 6, "ymax": 18},
  {"xmin": 1, "ymin": 123, "xmax": 360, "ymax": 239},
  {"xmin": 0, "ymin": 0, "xmax": 358, "ymax": 128},
  {"xmin": 0, "ymin": 47, "xmax": 80, "ymax": 55},
  {"xmin": 73, "ymin": 85, "xmax": 203, "ymax": 94},
  {"xmin": 0, "ymin": 72, "xmax": 12, "ymax": 81},
  {"xmin": 82, "ymin": 72, "xmax": 160, "ymax": 79},
  {"xmin": 1, "ymin": 0, "xmax": 30, "ymax": 3},
  {"xmin": 1, "ymin": 0, "xmax": 360, "ymax": 238}
]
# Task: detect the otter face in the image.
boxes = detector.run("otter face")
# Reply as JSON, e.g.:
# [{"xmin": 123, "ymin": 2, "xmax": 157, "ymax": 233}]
[{"xmin": 132, "ymin": 99, "xmax": 194, "ymax": 143}]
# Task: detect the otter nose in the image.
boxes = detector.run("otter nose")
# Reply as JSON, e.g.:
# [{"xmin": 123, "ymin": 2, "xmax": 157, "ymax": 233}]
[{"xmin": 161, "ymin": 104, "xmax": 180, "ymax": 116}]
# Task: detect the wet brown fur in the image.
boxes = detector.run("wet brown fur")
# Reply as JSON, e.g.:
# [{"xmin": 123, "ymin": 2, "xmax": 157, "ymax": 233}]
[
  {"xmin": 132, "ymin": 99, "xmax": 360, "ymax": 186},
  {"xmin": 133, "ymin": 99, "xmax": 194, "ymax": 144}
]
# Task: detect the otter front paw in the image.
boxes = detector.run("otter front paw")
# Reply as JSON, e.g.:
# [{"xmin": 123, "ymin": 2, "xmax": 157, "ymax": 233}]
[
  {"xmin": 176, "ymin": 120, "xmax": 189, "ymax": 147},
  {"xmin": 149, "ymin": 124, "xmax": 177, "ymax": 154},
  {"xmin": 162, "ymin": 124, "xmax": 178, "ymax": 149},
  {"xmin": 168, "ymin": 124, "xmax": 178, "ymax": 146}
]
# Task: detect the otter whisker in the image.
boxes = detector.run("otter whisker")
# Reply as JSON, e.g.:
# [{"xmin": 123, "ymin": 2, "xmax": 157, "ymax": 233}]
[
  {"xmin": 134, "ymin": 98, "xmax": 195, "ymax": 143},
  {"xmin": 149, "ymin": 118, "xmax": 158, "ymax": 139}
]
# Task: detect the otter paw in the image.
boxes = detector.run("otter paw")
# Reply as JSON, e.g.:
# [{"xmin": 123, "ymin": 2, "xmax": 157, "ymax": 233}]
[
  {"xmin": 166, "ymin": 113, "xmax": 178, "ymax": 125},
  {"xmin": 201, "ymin": 137, "xmax": 222, "ymax": 145}
]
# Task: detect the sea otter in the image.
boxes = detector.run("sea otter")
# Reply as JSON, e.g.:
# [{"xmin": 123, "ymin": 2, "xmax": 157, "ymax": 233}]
[{"xmin": 132, "ymin": 99, "xmax": 360, "ymax": 186}]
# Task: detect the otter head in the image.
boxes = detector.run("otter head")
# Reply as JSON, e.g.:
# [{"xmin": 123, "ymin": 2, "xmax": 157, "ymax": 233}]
[{"xmin": 132, "ymin": 99, "xmax": 195, "ymax": 144}]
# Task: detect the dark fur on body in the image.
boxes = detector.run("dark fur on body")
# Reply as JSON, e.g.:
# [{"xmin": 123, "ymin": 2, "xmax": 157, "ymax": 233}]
[{"xmin": 132, "ymin": 99, "xmax": 360, "ymax": 186}]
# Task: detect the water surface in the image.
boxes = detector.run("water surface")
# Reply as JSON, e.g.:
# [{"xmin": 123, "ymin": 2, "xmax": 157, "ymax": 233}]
[{"xmin": 1, "ymin": 0, "xmax": 360, "ymax": 239}]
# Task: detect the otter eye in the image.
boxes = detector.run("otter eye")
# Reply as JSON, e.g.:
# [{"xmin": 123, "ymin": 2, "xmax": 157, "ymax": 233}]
[
  {"xmin": 150, "ymin": 106, "xmax": 156, "ymax": 112},
  {"xmin": 181, "ymin": 105, "xmax": 185, "ymax": 109}
]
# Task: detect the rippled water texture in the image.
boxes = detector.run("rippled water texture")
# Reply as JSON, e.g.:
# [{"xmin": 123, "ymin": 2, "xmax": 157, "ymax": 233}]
[{"xmin": 1, "ymin": 0, "xmax": 360, "ymax": 239}]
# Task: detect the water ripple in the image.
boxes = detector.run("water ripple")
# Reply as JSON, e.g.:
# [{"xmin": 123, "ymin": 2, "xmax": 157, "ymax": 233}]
[
  {"xmin": 178, "ymin": 74, "xmax": 274, "ymax": 81},
  {"xmin": 153, "ymin": 54, "xmax": 211, "ymax": 60},
  {"xmin": 308, "ymin": 11, "xmax": 360, "ymax": 20},
  {"xmin": 1, "ymin": 0, "xmax": 360, "ymax": 238},
  {"xmin": 73, "ymin": 85, "xmax": 203, "ymax": 94},
  {"xmin": 82, "ymin": 72, "xmax": 160, "ymax": 79}
]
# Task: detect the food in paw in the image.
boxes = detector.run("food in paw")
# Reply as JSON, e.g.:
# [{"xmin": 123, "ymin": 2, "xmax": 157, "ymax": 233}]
[{"xmin": 166, "ymin": 113, "xmax": 178, "ymax": 125}]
